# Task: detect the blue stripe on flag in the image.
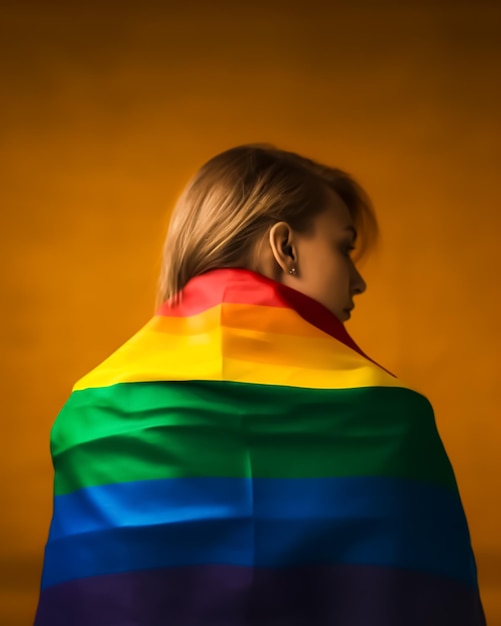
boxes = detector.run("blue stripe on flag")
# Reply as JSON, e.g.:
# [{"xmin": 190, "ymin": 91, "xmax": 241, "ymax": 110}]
[{"xmin": 42, "ymin": 476, "xmax": 475, "ymax": 588}]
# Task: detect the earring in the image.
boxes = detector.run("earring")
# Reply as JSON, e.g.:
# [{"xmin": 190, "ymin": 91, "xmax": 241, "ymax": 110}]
[{"xmin": 288, "ymin": 267, "xmax": 297, "ymax": 275}]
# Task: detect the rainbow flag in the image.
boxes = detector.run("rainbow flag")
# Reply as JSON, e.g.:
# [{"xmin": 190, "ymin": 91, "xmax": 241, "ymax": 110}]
[{"xmin": 35, "ymin": 268, "xmax": 485, "ymax": 626}]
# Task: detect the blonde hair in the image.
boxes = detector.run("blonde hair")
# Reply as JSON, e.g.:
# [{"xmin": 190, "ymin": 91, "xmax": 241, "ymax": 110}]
[{"xmin": 158, "ymin": 144, "xmax": 378, "ymax": 304}]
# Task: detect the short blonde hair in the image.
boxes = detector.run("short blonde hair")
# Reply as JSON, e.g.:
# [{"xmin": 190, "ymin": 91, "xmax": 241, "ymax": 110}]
[{"xmin": 158, "ymin": 144, "xmax": 378, "ymax": 304}]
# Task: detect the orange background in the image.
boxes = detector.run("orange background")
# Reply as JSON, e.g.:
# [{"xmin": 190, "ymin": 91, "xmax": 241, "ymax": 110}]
[{"xmin": 2, "ymin": 2, "xmax": 500, "ymax": 624}]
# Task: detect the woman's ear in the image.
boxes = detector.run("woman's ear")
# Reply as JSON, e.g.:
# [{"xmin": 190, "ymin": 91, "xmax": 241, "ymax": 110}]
[{"xmin": 268, "ymin": 222, "xmax": 297, "ymax": 273}]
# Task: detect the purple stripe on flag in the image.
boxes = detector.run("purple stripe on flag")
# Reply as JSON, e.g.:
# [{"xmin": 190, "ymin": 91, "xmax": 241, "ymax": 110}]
[{"xmin": 34, "ymin": 562, "xmax": 485, "ymax": 626}]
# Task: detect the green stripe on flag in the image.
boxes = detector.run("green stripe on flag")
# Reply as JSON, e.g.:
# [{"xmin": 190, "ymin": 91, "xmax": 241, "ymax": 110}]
[{"xmin": 51, "ymin": 381, "xmax": 458, "ymax": 495}]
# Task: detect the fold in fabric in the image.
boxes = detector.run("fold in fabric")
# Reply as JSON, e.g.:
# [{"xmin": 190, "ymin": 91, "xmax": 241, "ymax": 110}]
[{"xmin": 34, "ymin": 268, "xmax": 485, "ymax": 626}]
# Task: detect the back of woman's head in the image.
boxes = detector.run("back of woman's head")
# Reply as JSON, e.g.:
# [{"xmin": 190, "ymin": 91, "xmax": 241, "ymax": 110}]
[{"xmin": 158, "ymin": 144, "xmax": 377, "ymax": 303}]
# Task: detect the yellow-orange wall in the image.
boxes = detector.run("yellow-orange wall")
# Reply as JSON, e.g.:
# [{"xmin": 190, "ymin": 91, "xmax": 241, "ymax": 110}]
[{"xmin": 2, "ymin": 2, "xmax": 500, "ymax": 624}]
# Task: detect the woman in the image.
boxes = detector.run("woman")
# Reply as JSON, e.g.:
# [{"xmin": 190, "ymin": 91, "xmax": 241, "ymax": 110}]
[{"xmin": 35, "ymin": 145, "xmax": 485, "ymax": 625}]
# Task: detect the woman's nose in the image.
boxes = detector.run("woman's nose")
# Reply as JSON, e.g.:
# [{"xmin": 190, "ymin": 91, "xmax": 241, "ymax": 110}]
[{"xmin": 351, "ymin": 266, "xmax": 367, "ymax": 295}]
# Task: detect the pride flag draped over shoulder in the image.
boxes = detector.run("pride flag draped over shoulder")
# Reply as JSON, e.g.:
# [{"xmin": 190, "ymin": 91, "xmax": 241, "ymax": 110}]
[{"xmin": 35, "ymin": 269, "xmax": 485, "ymax": 626}]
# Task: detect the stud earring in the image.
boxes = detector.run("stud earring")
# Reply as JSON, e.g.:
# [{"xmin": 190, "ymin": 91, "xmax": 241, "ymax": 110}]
[{"xmin": 288, "ymin": 267, "xmax": 297, "ymax": 275}]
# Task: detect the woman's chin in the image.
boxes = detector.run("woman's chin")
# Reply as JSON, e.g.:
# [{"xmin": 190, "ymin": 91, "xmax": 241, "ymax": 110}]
[{"xmin": 341, "ymin": 309, "xmax": 352, "ymax": 322}]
